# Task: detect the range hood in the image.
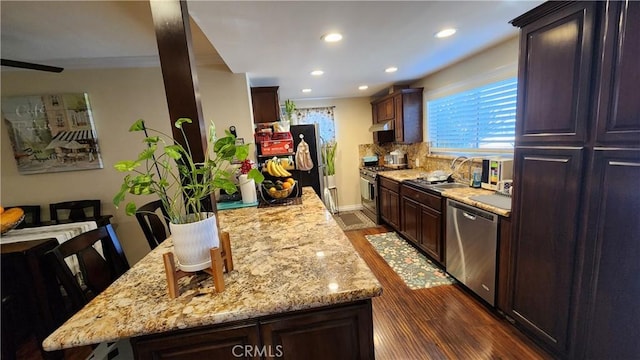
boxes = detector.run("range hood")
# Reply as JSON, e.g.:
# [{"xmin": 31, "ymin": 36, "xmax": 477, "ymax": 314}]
[{"xmin": 368, "ymin": 120, "xmax": 394, "ymax": 132}]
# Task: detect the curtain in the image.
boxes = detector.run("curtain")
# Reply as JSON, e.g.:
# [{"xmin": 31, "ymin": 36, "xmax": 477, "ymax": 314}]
[{"xmin": 295, "ymin": 106, "xmax": 335, "ymax": 143}]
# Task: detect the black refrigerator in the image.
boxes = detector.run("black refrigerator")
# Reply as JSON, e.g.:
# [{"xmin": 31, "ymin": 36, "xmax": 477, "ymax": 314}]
[{"xmin": 290, "ymin": 124, "xmax": 325, "ymax": 201}]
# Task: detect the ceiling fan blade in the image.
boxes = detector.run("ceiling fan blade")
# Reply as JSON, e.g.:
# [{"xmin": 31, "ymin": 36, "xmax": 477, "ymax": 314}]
[{"xmin": 1, "ymin": 59, "xmax": 64, "ymax": 73}]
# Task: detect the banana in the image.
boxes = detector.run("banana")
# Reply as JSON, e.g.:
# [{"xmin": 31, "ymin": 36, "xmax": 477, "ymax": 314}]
[
  {"xmin": 271, "ymin": 159, "xmax": 284, "ymax": 177},
  {"xmin": 267, "ymin": 160, "xmax": 276, "ymax": 176},
  {"xmin": 277, "ymin": 162, "xmax": 292, "ymax": 177}
]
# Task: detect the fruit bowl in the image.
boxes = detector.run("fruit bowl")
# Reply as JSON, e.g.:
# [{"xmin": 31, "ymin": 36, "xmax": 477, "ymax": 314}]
[{"xmin": 262, "ymin": 179, "xmax": 296, "ymax": 199}]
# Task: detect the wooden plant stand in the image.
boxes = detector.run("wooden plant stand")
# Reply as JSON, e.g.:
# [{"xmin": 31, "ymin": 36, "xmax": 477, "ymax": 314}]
[{"xmin": 163, "ymin": 231, "xmax": 234, "ymax": 299}]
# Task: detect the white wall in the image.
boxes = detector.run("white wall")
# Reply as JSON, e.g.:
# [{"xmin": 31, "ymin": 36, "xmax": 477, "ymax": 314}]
[
  {"xmin": 293, "ymin": 97, "xmax": 372, "ymax": 211},
  {"xmin": 1, "ymin": 65, "xmax": 252, "ymax": 264},
  {"xmin": 411, "ymin": 36, "xmax": 520, "ymax": 141}
]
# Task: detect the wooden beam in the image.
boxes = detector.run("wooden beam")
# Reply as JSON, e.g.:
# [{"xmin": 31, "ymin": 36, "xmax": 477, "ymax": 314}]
[
  {"xmin": 150, "ymin": 0, "xmax": 217, "ymax": 213},
  {"xmin": 149, "ymin": 0, "xmax": 206, "ymax": 163}
]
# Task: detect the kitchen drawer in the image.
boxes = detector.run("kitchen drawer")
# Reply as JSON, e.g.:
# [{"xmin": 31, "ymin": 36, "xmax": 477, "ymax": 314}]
[
  {"xmin": 401, "ymin": 184, "xmax": 442, "ymax": 211},
  {"xmin": 379, "ymin": 177, "xmax": 400, "ymax": 193}
]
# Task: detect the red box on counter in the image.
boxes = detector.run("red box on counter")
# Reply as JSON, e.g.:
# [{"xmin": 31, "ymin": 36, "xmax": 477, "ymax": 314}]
[{"xmin": 260, "ymin": 132, "xmax": 293, "ymax": 155}]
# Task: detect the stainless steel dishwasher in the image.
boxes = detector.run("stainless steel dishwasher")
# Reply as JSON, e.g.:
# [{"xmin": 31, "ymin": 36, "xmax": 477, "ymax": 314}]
[{"xmin": 446, "ymin": 199, "xmax": 498, "ymax": 305}]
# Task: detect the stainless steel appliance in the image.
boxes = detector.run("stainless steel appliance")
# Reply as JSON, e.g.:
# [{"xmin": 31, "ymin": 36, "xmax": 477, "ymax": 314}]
[
  {"xmin": 359, "ymin": 165, "xmax": 389, "ymax": 224},
  {"xmin": 446, "ymin": 199, "xmax": 498, "ymax": 305}
]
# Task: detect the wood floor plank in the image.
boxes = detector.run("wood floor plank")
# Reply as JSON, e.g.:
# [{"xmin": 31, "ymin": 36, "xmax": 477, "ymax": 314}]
[{"xmin": 346, "ymin": 225, "xmax": 551, "ymax": 360}]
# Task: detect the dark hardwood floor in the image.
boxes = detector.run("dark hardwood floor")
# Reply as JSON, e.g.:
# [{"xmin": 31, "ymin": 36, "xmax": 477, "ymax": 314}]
[
  {"xmin": 18, "ymin": 225, "xmax": 549, "ymax": 359},
  {"xmin": 347, "ymin": 225, "xmax": 551, "ymax": 359}
]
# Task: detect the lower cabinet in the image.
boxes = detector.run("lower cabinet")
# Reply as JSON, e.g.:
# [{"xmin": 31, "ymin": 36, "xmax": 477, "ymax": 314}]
[
  {"xmin": 379, "ymin": 177, "xmax": 400, "ymax": 230},
  {"xmin": 399, "ymin": 184, "xmax": 444, "ymax": 265},
  {"xmin": 131, "ymin": 300, "xmax": 373, "ymax": 360}
]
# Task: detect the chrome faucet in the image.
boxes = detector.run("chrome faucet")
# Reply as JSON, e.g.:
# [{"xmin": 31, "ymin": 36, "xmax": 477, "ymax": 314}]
[{"xmin": 450, "ymin": 156, "xmax": 473, "ymax": 183}]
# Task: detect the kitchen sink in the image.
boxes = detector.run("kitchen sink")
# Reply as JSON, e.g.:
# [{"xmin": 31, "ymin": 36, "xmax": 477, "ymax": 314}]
[{"xmin": 430, "ymin": 183, "xmax": 468, "ymax": 189}]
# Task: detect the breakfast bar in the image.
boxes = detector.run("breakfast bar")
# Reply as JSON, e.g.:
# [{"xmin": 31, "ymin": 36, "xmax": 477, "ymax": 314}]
[{"xmin": 43, "ymin": 187, "xmax": 382, "ymax": 358}]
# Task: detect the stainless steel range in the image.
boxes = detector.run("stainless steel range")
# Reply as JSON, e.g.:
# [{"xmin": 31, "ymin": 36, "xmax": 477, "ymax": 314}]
[{"xmin": 359, "ymin": 166, "xmax": 390, "ymax": 224}]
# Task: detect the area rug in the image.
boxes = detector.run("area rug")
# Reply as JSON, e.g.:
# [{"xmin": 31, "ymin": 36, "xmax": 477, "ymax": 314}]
[
  {"xmin": 365, "ymin": 232, "xmax": 455, "ymax": 290},
  {"xmin": 333, "ymin": 210, "xmax": 377, "ymax": 231}
]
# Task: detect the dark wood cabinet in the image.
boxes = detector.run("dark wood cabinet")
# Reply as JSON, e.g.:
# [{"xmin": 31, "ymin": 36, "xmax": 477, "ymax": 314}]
[
  {"xmin": 371, "ymin": 88, "xmax": 423, "ymax": 144},
  {"xmin": 577, "ymin": 149, "xmax": 640, "ymax": 359},
  {"xmin": 251, "ymin": 86, "xmax": 280, "ymax": 123},
  {"xmin": 133, "ymin": 322, "xmax": 261, "ymax": 360},
  {"xmin": 399, "ymin": 184, "xmax": 444, "ymax": 265},
  {"xmin": 510, "ymin": 1, "xmax": 640, "ymax": 358},
  {"xmin": 132, "ymin": 300, "xmax": 374, "ymax": 360},
  {"xmin": 495, "ymin": 217, "xmax": 512, "ymax": 313},
  {"xmin": 378, "ymin": 177, "xmax": 400, "ymax": 230},
  {"xmin": 593, "ymin": 1, "xmax": 640, "ymax": 146},
  {"xmin": 515, "ymin": 1, "xmax": 596, "ymax": 145},
  {"xmin": 507, "ymin": 147, "xmax": 584, "ymax": 354},
  {"xmin": 261, "ymin": 301, "xmax": 374, "ymax": 360}
]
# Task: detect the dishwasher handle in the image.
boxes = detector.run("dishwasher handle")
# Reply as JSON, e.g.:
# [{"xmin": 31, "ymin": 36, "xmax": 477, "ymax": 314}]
[{"xmin": 463, "ymin": 212, "xmax": 476, "ymax": 221}]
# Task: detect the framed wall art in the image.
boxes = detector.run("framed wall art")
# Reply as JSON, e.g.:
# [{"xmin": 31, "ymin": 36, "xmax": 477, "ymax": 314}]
[{"xmin": 2, "ymin": 93, "xmax": 103, "ymax": 175}]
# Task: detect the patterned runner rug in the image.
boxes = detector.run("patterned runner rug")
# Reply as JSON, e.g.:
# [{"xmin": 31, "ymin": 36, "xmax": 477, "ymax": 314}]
[
  {"xmin": 365, "ymin": 232, "xmax": 455, "ymax": 290},
  {"xmin": 333, "ymin": 211, "xmax": 377, "ymax": 231}
]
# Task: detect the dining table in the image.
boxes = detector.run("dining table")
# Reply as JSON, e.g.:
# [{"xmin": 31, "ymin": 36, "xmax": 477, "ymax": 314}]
[{"xmin": 0, "ymin": 220, "xmax": 101, "ymax": 360}]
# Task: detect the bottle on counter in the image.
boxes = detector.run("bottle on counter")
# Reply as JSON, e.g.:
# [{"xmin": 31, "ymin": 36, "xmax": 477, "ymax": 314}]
[{"xmin": 471, "ymin": 168, "xmax": 482, "ymax": 188}]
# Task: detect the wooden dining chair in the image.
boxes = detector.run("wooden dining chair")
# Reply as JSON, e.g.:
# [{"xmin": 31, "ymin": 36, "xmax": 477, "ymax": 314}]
[
  {"xmin": 45, "ymin": 224, "xmax": 129, "ymax": 314},
  {"xmin": 49, "ymin": 200, "xmax": 101, "ymax": 223},
  {"xmin": 6, "ymin": 205, "xmax": 41, "ymax": 228},
  {"xmin": 135, "ymin": 200, "xmax": 171, "ymax": 250}
]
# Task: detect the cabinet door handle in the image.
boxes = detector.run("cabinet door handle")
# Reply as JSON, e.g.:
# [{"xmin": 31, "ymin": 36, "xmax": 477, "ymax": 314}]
[{"xmin": 463, "ymin": 212, "xmax": 476, "ymax": 221}]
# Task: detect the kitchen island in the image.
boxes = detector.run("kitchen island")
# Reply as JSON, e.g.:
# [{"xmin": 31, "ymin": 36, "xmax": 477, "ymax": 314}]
[{"xmin": 43, "ymin": 187, "xmax": 382, "ymax": 359}]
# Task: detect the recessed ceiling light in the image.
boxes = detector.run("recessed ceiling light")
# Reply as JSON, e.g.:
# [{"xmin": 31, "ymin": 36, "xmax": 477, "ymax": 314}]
[
  {"xmin": 302, "ymin": 88, "xmax": 312, "ymax": 93},
  {"xmin": 310, "ymin": 70, "xmax": 324, "ymax": 76},
  {"xmin": 385, "ymin": 67, "xmax": 398, "ymax": 73},
  {"xmin": 435, "ymin": 28, "xmax": 457, "ymax": 38},
  {"xmin": 358, "ymin": 85, "xmax": 369, "ymax": 90},
  {"xmin": 322, "ymin": 33, "xmax": 343, "ymax": 42}
]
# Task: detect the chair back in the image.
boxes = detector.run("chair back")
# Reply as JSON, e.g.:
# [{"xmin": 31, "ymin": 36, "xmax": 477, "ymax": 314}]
[
  {"xmin": 49, "ymin": 200, "xmax": 101, "ymax": 222},
  {"xmin": 7, "ymin": 205, "xmax": 41, "ymax": 228},
  {"xmin": 135, "ymin": 200, "xmax": 170, "ymax": 250},
  {"xmin": 45, "ymin": 224, "xmax": 129, "ymax": 313}
]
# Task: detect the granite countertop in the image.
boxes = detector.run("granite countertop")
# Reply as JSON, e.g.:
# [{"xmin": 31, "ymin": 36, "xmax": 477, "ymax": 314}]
[
  {"xmin": 377, "ymin": 170, "xmax": 511, "ymax": 217},
  {"xmin": 43, "ymin": 188, "xmax": 382, "ymax": 351}
]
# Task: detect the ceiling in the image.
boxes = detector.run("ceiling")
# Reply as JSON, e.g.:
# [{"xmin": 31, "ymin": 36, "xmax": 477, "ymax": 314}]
[{"xmin": 1, "ymin": 1, "xmax": 543, "ymax": 101}]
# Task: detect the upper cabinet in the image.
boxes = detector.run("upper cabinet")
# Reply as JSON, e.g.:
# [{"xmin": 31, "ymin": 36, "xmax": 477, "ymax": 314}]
[
  {"xmin": 515, "ymin": 2, "xmax": 596, "ymax": 145},
  {"xmin": 251, "ymin": 86, "xmax": 281, "ymax": 123},
  {"xmin": 371, "ymin": 88, "xmax": 423, "ymax": 144},
  {"xmin": 593, "ymin": 0, "xmax": 640, "ymax": 146}
]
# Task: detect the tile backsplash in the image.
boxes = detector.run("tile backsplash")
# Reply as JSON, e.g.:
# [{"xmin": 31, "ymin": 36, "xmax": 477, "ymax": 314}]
[{"xmin": 358, "ymin": 142, "xmax": 483, "ymax": 181}]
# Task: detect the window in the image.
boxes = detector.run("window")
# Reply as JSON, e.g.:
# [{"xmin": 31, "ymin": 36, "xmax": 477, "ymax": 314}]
[
  {"xmin": 427, "ymin": 77, "xmax": 517, "ymax": 153},
  {"xmin": 295, "ymin": 106, "xmax": 336, "ymax": 143}
]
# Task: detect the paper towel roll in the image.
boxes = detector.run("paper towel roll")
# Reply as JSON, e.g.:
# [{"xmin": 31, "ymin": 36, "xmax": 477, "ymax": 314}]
[{"xmin": 239, "ymin": 175, "xmax": 257, "ymax": 204}]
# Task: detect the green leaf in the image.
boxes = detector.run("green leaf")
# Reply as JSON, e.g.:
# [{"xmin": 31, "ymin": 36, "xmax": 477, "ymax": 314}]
[
  {"xmin": 213, "ymin": 136, "xmax": 234, "ymax": 152},
  {"xmin": 247, "ymin": 168, "xmax": 264, "ymax": 184},
  {"xmin": 113, "ymin": 187, "xmax": 127, "ymax": 207},
  {"xmin": 138, "ymin": 145, "xmax": 157, "ymax": 160},
  {"xmin": 143, "ymin": 136, "xmax": 159, "ymax": 144},
  {"xmin": 165, "ymin": 145, "xmax": 183, "ymax": 159},
  {"xmin": 129, "ymin": 119, "xmax": 145, "ymax": 132},
  {"xmin": 175, "ymin": 118, "xmax": 192, "ymax": 128},
  {"xmin": 114, "ymin": 160, "xmax": 140, "ymax": 172},
  {"xmin": 234, "ymin": 145, "xmax": 249, "ymax": 161},
  {"xmin": 125, "ymin": 202, "xmax": 138, "ymax": 216},
  {"xmin": 208, "ymin": 121, "xmax": 217, "ymax": 143}
]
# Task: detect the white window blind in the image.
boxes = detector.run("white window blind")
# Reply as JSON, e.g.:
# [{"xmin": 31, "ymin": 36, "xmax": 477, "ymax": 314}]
[{"xmin": 427, "ymin": 77, "xmax": 517, "ymax": 152}]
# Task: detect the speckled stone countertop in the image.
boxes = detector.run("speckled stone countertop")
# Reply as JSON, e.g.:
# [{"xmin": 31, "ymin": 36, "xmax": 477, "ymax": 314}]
[
  {"xmin": 377, "ymin": 170, "xmax": 511, "ymax": 217},
  {"xmin": 43, "ymin": 188, "xmax": 382, "ymax": 351}
]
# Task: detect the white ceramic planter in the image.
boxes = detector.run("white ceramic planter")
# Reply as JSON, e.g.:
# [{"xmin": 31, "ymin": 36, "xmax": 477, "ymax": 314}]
[
  {"xmin": 326, "ymin": 174, "xmax": 336, "ymax": 189},
  {"xmin": 169, "ymin": 212, "xmax": 219, "ymax": 272}
]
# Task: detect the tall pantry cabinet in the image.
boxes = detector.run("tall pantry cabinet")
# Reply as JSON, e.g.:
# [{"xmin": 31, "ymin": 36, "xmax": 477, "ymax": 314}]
[{"xmin": 508, "ymin": 1, "xmax": 639, "ymax": 359}]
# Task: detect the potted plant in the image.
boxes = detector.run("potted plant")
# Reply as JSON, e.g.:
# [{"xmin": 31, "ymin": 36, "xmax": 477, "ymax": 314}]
[
  {"xmin": 284, "ymin": 99, "xmax": 296, "ymax": 125},
  {"xmin": 113, "ymin": 118, "xmax": 263, "ymax": 271},
  {"xmin": 321, "ymin": 139, "xmax": 337, "ymax": 189}
]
